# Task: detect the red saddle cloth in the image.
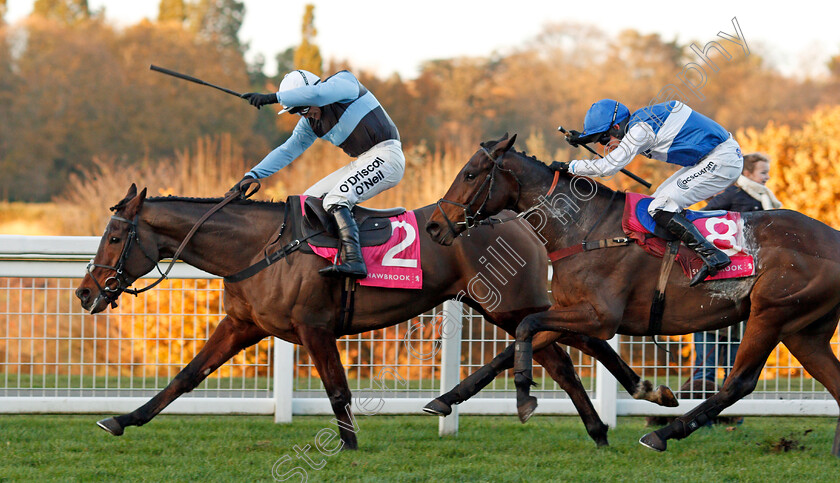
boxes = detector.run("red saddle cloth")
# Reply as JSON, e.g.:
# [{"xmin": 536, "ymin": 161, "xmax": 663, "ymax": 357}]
[{"xmin": 622, "ymin": 193, "xmax": 755, "ymax": 281}]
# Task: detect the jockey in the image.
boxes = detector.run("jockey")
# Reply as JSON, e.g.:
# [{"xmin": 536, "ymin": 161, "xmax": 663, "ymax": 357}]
[
  {"xmin": 230, "ymin": 69, "xmax": 405, "ymax": 279},
  {"xmin": 563, "ymin": 99, "xmax": 743, "ymax": 286}
]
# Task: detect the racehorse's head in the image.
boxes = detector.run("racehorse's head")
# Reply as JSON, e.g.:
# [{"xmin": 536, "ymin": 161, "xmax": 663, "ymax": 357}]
[
  {"xmin": 426, "ymin": 133, "xmax": 520, "ymax": 245},
  {"xmin": 75, "ymin": 184, "xmax": 159, "ymax": 314}
]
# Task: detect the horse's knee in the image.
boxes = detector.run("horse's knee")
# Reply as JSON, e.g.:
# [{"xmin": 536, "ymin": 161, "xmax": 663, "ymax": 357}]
[
  {"xmin": 516, "ymin": 316, "xmax": 540, "ymax": 341},
  {"xmin": 170, "ymin": 369, "xmax": 205, "ymax": 394},
  {"xmin": 489, "ymin": 344, "xmax": 515, "ymax": 371},
  {"xmin": 327, "ymin": 388, "xmax": 352, "ymax": 412},
  {"xmin": 722, "ymin": 374, "xmax": 758, "ymax": 400}
]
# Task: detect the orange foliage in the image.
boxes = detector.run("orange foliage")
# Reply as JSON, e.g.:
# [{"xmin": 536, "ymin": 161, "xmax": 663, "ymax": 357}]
[{"xmin": 737, "ymin": 106, "xmax": 840, "ymax": 228}]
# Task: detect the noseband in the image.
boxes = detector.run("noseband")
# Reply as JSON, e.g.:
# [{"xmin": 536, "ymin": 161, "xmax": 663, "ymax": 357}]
[
  {"xmin": 86, "ymin": 215, "xmax": 164, "ymax": 307},
  {"xmin": 435, "ymin": 146, "xmax": 522, "ymax": 236}
]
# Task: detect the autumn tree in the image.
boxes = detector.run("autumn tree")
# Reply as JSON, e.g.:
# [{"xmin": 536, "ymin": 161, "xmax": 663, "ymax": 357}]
[
  {"xmin": 189, "ymin": 0, "xmax": 246, "ymax": 53},
  {"xmin": 737, "ymin": 106, "xmax": 840, "ymax": 228},
  {"xmin": 32, "ymin": 0, "xmax": 89, "ymax": 24},
  {"xmin": 293, "ymin": 3, "xmax": 322, "ymax": 75},
  {"xmin": 0, "ymin": 16, "xmax": 255, "ymax": 201},
  {"xmin": 158, "ymin": 0, "xmax": 187, "ymax": 24}
]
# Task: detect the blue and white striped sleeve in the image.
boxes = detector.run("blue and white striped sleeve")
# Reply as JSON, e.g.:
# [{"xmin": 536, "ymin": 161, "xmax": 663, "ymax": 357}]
[
  {"xmin": 568, "ymin": 123, "xmax": 654, "ymax": 177},
  {"xmin": 247, "ymin": 118, "xmax": 318, "ymax": 179},
  {"xmin": 278, "ymin": 72, "xmax": 359, "ymax": 107}
]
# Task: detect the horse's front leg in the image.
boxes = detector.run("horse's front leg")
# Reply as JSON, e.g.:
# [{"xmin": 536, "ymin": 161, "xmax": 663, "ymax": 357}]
[
  {"xmin": 513, "ymin": 304, "xmax": 613, "ymax": 423},
  {"xmin": 424, "ymin": 343, "xmax": 515, "ymax": 416},
  {"xmin": 296, "ymin": 324, "xmax": 359, "ymax": 450},
  {"xmin": 426, "ymin": 340, "xmax": 610, "ymax": 446},
  {"xmin": 97, "ymin": 316, "xmax": 268, "ymax": 435}
]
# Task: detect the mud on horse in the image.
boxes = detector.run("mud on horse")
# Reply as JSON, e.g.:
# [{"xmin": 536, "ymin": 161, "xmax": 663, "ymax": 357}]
[
  {"xmin": 75, "ymin": 184, "xmax": 677, "ymax": 449},
  {"xmin": 427, "ymin": 134, "xmax": 840, "ymax": 456}
]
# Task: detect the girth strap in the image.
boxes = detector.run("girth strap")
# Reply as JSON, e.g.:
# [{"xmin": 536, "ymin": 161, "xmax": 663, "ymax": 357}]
[{"xmin": 647, "ymin": 240, "xmax": 680, "ymax": 335}]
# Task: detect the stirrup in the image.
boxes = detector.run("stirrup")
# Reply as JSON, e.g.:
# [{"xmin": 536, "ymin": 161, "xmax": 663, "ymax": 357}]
[
  {"xmin": 689, "ymin": 257, "xmax": 731, "ymax": 287},
  {"xmin": 318, "ymin": 261, "xmax": 367, "ymax": 279},
  {"xmin": 689, "ymin": 264, "xmax": 713, "ymax": 286}
]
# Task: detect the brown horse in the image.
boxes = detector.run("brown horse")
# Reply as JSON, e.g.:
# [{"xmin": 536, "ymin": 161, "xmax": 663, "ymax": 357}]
[
  {"xmin": 427, "ymin": 134, "xmax": 840, "ymax": 456},
  {"xmin": 75, "ymin": 184, "xmax": 676, "ymax": 449}
]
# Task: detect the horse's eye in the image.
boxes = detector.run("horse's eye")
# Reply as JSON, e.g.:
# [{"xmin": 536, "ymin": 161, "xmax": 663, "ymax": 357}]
[
  {"xmin": 464, "ymin": 172, "xmax": 476, "ymax": 181},
  {"xmin": 109, "ymin": 236, "xmax": 120, "ymax": 244}
]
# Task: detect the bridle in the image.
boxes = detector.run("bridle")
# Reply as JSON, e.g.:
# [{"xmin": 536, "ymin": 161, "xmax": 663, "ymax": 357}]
[
  {"xmin": 84, "ymin": 187, "xmax": 253, "ymax": 309},
  {"xmin": 435, "ymin": 146, "xmax": 522, "ymax": 237},
  {"xmin": 85, "ymin": 214, "xmax": 165, "ymax": 308}
]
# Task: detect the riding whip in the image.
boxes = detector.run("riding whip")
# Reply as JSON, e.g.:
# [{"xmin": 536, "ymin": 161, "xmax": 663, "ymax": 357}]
[{"xmin": 150, "ymin": 64, "xmax": 244, "ymax": 98}]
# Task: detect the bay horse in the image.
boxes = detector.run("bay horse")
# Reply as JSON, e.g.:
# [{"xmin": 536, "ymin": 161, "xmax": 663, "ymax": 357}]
[
  {"xmin": 426, "ymin": 133, "xmax": 840, "ymax": 456},
  {"xmin": 75, "ymin": 184, "xmax": 676, "ymax": 450}
]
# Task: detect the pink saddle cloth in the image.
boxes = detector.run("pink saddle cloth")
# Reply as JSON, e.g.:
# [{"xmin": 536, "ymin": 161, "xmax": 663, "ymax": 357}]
[
  {"xmin": 299, "ymin": 197, "xmax": 423, "ymax": 289},
  {"xmin": 622, "ymin": 193, "xmax": 755, "ymax": 281}
]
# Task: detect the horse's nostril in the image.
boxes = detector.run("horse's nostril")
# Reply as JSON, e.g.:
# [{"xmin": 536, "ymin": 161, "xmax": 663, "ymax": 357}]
[{"xmin": 76, "ymin": 287, "xmax": 90, "ymax": 303}]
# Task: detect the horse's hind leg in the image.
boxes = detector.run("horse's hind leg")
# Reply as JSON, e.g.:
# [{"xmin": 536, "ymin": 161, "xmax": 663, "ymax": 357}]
[
  {"xmin": 296, "ymin": 324, "xmax": 359, "ymax": 450},
  {"xmin": 640, "ymin": 319, "xmax": 781, "ymax": 452},
  {"xmin": 97, "ymin": 316, "xmax": 268, "ymax": 436},
  {"xmin": 427, "ymin": 333, "xmax": 676, "ymax": 415},
  {"xmin": 557, "ymin": 333, "xmax": 677, "ymax": 408},
  {"xmin": 779, "ymin": 318, "xmax": 840, "ymax": 457}
]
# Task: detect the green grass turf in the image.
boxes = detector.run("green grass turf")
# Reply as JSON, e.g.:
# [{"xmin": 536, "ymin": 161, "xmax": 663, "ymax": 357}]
[{"xmin": 1, "ymin": 414, "xmax": 838, "ymax": 482}]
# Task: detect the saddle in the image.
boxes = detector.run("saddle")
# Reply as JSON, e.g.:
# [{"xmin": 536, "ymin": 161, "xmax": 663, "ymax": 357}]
[{"xmin": 289, "ymin": 196, "xmax": 405, "ymax": 250}]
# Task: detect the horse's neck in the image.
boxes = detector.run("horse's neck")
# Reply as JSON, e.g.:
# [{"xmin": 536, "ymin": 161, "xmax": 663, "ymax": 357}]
[
  {"xmin": 517, "ymin": 174, "xmax": 623, "ymax": 253},
  {"xmin": 143, "ymin": 201, "xmax": 282, "ymax": 277}
]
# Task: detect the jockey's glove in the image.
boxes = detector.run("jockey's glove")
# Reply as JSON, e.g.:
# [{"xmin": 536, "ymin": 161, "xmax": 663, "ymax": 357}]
[
  {"xmin": 241, "ymin": 92, "xmax": 278, "ymax": 110},
  {"xmin": 564, "ymin": 129, "xmax": 586, "ymax": 147},
  {"xmin": 549, "ymin": 161, "xmax": 570, "ymax": 174},
  {"xmin": 226, "ymin": 175, "xmax": 260, "ymax": 199}
]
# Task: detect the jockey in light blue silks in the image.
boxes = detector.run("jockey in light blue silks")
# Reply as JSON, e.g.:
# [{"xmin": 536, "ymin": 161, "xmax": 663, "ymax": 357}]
[
  {"xmin": 564, "ymin": 99, "xmax": 744, "ymax": 286},
  {"xmin": 231, "ymin": 70, "xmax": 406, "ymax": 279}
]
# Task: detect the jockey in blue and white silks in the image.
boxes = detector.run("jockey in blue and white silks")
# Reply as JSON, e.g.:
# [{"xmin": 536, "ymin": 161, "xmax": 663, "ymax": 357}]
[
  {"xmin": 233, "ymin": 70, "xmax": 406, "ymax": 279},
  {"xmin": 567, "ymin": 99, "xmax": 744, "ymax": 286}
]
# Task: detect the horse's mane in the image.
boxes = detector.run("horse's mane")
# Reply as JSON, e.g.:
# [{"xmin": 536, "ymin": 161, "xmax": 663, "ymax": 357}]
[
  {"xmin": 145, "ymin": 195, "xmax": 284, "ymax": 207},
  {"xmin": 110, "ymin": 194, "xmax": 286, "ymax": 213},
  {"xmin": 506, "ymin": 146, "xmax": 620, "ymax": 198}
]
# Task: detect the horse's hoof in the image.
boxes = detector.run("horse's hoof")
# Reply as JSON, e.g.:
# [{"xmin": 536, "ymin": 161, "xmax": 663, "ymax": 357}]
[
  {"xmin": 96, "ymin": 417, "xmax": 124, "ymax": 436},
  {"xmin": 639, "ymin": 431, "xmax": 667, "ymax": 452},
  {"xmin": 658, "ymin": 385, "xmax": 679, "ymax": 407},
  {"xmin": 591, "ymin": 422, "xmax": 610, "ymax": 448},
  {"xmin": 422, "ymin": 399, "xmax": 452, "ymax": 416},
  {"xmin": 517, "ymin": 396, "xmax": 538, "ymax": 423}
]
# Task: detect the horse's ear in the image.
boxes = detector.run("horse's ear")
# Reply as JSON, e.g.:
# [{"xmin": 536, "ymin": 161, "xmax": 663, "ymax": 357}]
[
  {"xmin": 123, "ymin": 187, "xmax": 147, "ymax": 218},
  {"xmin": 111, "ymin": 184, "xmax": 139, "ymax": 212},
  {"xmin": 493, "ymin": 133, "xmax": 517, "ymax": 157}
]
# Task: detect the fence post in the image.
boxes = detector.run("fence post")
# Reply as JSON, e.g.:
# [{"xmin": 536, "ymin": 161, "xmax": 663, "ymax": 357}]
[
  {"xmin": 274, "ymin": 338, "xmax": 294, "ymax": 423},
  {"xmin": 595, "ymin": 335, "xmax": 619, "ymax": 427},
  {"xmin": 438, "ymin": 300, "xmax": 463, "ymax": 436}
]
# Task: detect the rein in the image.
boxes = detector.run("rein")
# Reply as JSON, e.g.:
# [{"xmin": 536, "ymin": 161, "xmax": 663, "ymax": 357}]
[
  {"xmin": 545, "ymin": 189, "xmax": 630, "ymax": 262},
  {"xmin": 87, "ymin": 187, "xmax": 253, "ymax": 306}
]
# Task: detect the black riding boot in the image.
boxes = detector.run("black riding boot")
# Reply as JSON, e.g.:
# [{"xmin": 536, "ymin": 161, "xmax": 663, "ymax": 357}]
[
  {"xmin": 653, "ymin": 211, "xmax": 730, "ymax": 287},
  {"xmin": 319, "ymin": 206, "xmax": 368, "ymax": 279}
]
